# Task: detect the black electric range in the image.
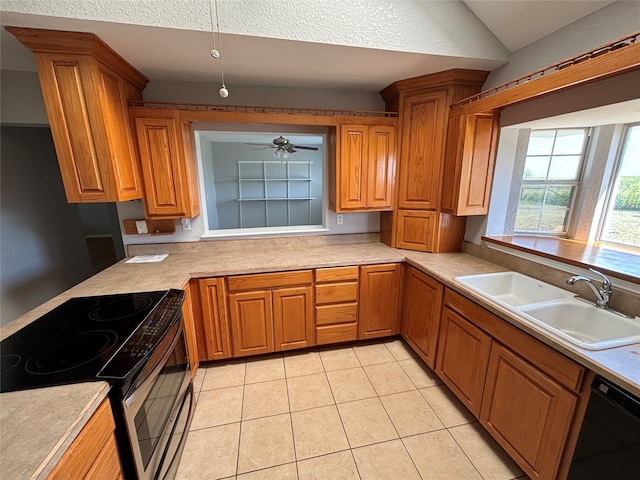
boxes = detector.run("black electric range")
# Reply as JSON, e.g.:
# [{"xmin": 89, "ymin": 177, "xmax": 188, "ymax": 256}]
[{"xmin": 0, "ymin": 290, "xmax": 178, "ymax": 393}]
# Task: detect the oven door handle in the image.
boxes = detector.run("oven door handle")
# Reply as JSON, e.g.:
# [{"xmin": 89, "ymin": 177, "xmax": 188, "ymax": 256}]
[{"xmin": 123, "ymin": 324, "xmax": 182, "ymax": 410}]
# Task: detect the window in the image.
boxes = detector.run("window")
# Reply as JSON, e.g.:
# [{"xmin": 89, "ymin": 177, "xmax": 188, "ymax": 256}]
[
  {"xmin": 514, "ymin": 129, "xmax": 588, "ymax": 235},
  {"xmin": 599, "ymin": 124, "xmax": 640, "ymax": 248}
]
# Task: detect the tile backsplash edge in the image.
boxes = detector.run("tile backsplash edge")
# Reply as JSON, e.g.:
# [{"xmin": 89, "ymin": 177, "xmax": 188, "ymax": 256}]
[{"xmin": 126, "ymin": 233, "xmax": 381, "ymax": 256}]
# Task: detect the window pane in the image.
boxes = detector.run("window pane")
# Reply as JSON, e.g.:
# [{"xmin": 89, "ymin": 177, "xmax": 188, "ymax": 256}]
[
  {"xmin": 553, "ymin": 129, "xmax": 586, "ymax": 154},
  {"xmin": 548, "ymin": 155, "xmax": 581, "ymax": 180},
  {"xmin": 545, "ymin": 185, "xmax": 573, "ymax": 208},
  {"xmin": 514, "ymin": 206, "xmax": 542, "ymax": 231},
  {"xmin": 600, "ymin": 125, "xmax": 640, "ymax": 247},
  {"xmin": 539, "ymin": 206, "xmax": 570, "ymax": 233},
  {"xmin": 528, "ymin": 130, "xmax": 555, "ymax": 155},
  {"xmin": 523, "ymin": 156, "xmax": 550, "ymax": 179}
]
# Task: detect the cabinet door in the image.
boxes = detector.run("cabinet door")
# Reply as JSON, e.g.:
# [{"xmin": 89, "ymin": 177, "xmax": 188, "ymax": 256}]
[
  {"xmin": 48, "ymin": 399, "xmax": 123, "ymax": 480},
  {"xmin": 481, "ymin": 344, "xmax": 577, "ymax": 480},
  {"xmin": 273, "ymin": 286, "xmax": 314, "ymax": 351},
  {"xmin": 401, "ymin": 267, "xmax": 443, "ymax": 368},
  {"xmin": 135, "ymin": 116, "xmax": 187, "ymax": 218},
  {"xmin": 196, "ymin": 278, "xmax": 231, "ymax": 361},
  {"xmin": 397, "ymin": 90, "xmax": 448, "ymax": 210},
  {"xmin": 228, "ymin": 290, "xmax": 274, "ymax": 357},
  {"xmin": 395, "ymin": 209, "xmax": 436, "ymax": 251},
  {"xmin": 367, "ymin": 125, "xmax": 396, "ymax": 209},
  {"xmin": 442, "ymin": 111, "xmax": 500, "ymax": 215},
  {"xmin": 435, "ymin": 306, "xmax": 491, "ymax": 417},
  {"xmin": 339, "ymin": 124, "xmax": 368, "ymax": 210},
  {"xmin": 358, "ymin": 264, "xmax": 402, "ymax": 339}
]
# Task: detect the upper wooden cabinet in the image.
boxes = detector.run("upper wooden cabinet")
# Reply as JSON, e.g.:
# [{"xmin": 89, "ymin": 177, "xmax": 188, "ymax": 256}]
[
  {"xmin": 131, "ymin": 110, "xmax": 201, "ymax": 219},
  {"xmin": 7, "ymin": 27, "xmax": 148, "ymax": 203},
  {"xmin": 397, "ymin": 91, "xmax": 448, "ymax": 210},
  {"xmin": 379, "ymin": 69, "xmax": 489, "ymax": 253},
  {"xmin": 441, "ymin": 111, "xmax": 501, "ymax": 216},
  {"xmin": 330, "ymin": 121, "xmax": 397, "ymax": 212}
]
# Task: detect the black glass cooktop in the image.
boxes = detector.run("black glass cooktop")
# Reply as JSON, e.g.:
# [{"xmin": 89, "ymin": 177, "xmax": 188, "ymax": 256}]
[{"xmin": 0, "ymin": 291, "xmax": 170, "ymax": 393}]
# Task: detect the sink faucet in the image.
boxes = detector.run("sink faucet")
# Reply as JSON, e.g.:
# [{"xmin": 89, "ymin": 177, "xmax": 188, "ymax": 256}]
[{"xmin": 565, "ymin": 268, "xmax": 612, "ymax": 308}]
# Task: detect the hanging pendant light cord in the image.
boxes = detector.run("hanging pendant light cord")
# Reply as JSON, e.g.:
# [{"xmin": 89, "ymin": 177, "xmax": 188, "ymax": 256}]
[{"xmin": 208, "ymin": 0, "xmax": 228, "ymax": 96}]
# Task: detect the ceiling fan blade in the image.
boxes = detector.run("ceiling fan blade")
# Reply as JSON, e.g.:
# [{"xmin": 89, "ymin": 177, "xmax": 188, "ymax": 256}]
[
  {"xmin": 246, "ymin": 143, "xmax": 273, "ymax": 146},
  {"xmin": 252, "ymin": 146, "xmax": 275, "ymax": 150},
  {"xmin": 286, "ymin": 146, "xmax": 297, "ymax": 153},
  {"xmin": 292, "ymin": 145, "xmax": 319, "ymax": 151}
]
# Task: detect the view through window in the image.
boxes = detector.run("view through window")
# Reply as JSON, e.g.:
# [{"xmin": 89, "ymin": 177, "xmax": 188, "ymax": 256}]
[{"xmin": 599, "ymin": 124, "xmax": 640, "ymax": 248}]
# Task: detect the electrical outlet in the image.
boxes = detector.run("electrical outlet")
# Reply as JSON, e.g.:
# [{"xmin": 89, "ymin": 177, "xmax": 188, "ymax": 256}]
[
  {"xmin": 337, "ymin": 214, "xmax": 344, "ymax": 225},
  {"xmin": 181, "ymin": 218, "xmax": 191, "ymax": 231},
  {"xmin": 135, "ymin": 220, "xmax": 148, "ymax": 234}
]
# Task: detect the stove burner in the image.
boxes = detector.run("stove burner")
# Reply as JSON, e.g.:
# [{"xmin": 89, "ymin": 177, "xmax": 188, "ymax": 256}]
[
  {"xmin": 1, "ymin": 354, "xmax": 21, "ymax": 375},
  {"xmin": 55, "ymin": 297, "xmax": 101, "ymax": 315},
  {"xmin": 17, "ymin": 320, "xmax": 70, "ymax": 343},
  {"xmin": 89, "ymin": 296, "xmax": 154, "ymax": 321},
  {"xmin": 25, "ymin": 331, "xmax": 118, "ymax": 375}
]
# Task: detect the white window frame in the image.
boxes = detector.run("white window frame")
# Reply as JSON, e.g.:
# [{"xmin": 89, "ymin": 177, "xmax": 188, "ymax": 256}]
[
  {"xmin": 513, "ymin": 128, "xmax": 589, "ymax": 237},
  {"xmin": 596, "ymin": 122, "xmax": 640, "ymax": 249}
]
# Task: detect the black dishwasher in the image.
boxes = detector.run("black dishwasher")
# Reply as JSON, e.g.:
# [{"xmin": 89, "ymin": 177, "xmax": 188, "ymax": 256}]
[{"xmin": 568, "ymin": 375, "xmax": 640, "ymax": 480}]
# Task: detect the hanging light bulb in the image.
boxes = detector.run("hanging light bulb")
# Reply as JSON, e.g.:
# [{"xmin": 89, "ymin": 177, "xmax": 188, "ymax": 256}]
[
  {"xmin": 274, "ymin": 149, "xmax": 289, "ymax": 159},
  {"xmin": 209, "ymin": 0, "xmax": 228, "ymax": 98}
]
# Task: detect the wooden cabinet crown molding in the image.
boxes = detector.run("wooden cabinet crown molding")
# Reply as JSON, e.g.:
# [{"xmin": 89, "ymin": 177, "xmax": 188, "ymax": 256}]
[
  {"xmin": 6, "ymin": 27, "xmax": 148, "ymax": 89},
  {"xmin": 380, "ymin": 69, "xmax": 490, "ymax": 109}
]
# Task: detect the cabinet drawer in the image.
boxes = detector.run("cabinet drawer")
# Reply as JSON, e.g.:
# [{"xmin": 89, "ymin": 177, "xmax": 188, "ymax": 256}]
[
  {"xmin": 227, "ymin": 270, "xmax": 312, "ymax": 292},
  {"xmin": 316, "ymin": 303, "xmax": 358, "ymax": 326},
  {"xmin": 315, "ymin": 282, "xmax": 358, "ymax": 304},
  {"xmin": 316, "ymin": 323, "xmax": 358, "ymax": 345},
  {"xmin": 316, "ymin": 266, "xmax": 359, "ymax": 283}
]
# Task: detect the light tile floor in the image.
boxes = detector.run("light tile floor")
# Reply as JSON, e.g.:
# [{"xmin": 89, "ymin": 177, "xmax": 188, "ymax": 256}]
[{"xmin": 176, "ymin": 339, "xmax": 530, "ymax": 480}]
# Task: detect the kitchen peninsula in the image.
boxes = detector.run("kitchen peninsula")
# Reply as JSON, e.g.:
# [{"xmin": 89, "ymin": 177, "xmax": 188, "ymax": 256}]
[{"xmin": 1, "ymin": 235, "xmax": 639, "ymax": 479}]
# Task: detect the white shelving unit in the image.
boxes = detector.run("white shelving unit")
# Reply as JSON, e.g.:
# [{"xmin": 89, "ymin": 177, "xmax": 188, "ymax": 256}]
[{"xmin": 237, "ymin": 160, "xmax": 315, "ymax": 227}]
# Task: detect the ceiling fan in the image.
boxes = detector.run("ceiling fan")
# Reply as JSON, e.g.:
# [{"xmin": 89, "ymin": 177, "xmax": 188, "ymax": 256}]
[{"xmin": 248, "ymin": 136, "xmax": 319, "ymax": 157}]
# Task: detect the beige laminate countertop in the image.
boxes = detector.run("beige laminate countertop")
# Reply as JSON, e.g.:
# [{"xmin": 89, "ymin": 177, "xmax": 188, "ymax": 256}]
[{"xmin": 1, "ymin": 241, "xmax": 638, "ymax": 479}]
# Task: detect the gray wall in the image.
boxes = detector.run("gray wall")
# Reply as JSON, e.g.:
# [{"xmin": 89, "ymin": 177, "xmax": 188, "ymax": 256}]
[{"xmin": 1, "ymin": 127, "xmax": 93, "ymax": 326}]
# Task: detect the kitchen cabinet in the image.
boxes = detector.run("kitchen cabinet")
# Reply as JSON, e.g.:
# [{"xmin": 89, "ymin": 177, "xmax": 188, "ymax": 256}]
[
  {"xmin": 435, "ymin": 305, "xmax": 492, "ymax": 416},
  {"xmin": 192, "ymin": 278, "xmax": 232, "ymax": 361},
  {"xmin": 315, "ymin": 266, "xmax": 359, "ymax": 345},
  {"xmin": 227, "ymin": 270, "xmax": 314, "ymax": 356},
  {"xmin": 401, "ymin": 267, "xmax": 443, "ymax": 368},
  {"xmin": 441, "ymin": 111, "xmax": 501, "ymax": 215},
  {"xmin": 379, "ymin": 69, "xmax": 488, "ymax": 252},
  {"xmin": 481, "ymin": 343, "xmax": 577, "ymax": 480},
  {"xmin": 330, "ymin": 122, "xmax": 397, "ymax": 212},
  {"xmin": 7, "ymin": 27, "xmax": 147, "ymax": 204},
  {"xmin": 358, "ymin": 263, "xmax": 402, "ymax": 339},
  {"xmin": 181, "ymin": 282, "xmax": 200, "ymax": 376},
  {"xmin": 48, "ymin": 398, "xmax": 123, "ymax": 479},
  {"xmin": 437, "ymin": 287, "xmax": 588, "ymax": 480},
  {"xmin": 132, "ymin": 110, "xmax": 201, "ymax": 219}
]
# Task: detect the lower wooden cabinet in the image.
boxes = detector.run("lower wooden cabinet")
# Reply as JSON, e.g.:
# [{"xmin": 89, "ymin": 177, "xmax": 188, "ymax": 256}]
[
  {"xmin": 315, "ymin": 266, "xmax": 359, "ymax": 345},
  {"xmin": 435, "ymin": 305, "xmax": 492, "ymax": 417},
  {"xmin": 48, "ymin": 398, "xmax": 123, "ymax": 480},
  {"xmin": 401, "ymin": 267, "xmax": 443, "ymax": 369},
  {"xmin": 192, "ymin": 278, "xmax": 232, "ymax": 361},
  {"xmin": 481, "ymin": 343, "xmax": 577, "ymax": 480},
  {"xmin": 228, "ymin": 290, "xmax": 274, "ymax": 356},
  {"xmin": 182, "ymin": 282, "xmax": 200, "ymax": 376},
  {"xmin": 358, "ymin": 263, "xmax": 402, "ymax": 339},
  {"xmin": 227, "ymin": 270, "xmax": 314, "ymax": 356}
]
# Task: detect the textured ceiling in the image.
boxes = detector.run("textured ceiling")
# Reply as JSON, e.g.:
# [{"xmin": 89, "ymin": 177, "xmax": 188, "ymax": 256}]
[{"xmin": 0, "ymin": 0, "xmax": 623, "ymax": 91}]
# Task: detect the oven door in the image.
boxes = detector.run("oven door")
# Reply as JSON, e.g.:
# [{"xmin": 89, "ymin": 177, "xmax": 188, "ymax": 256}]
[{"xmin": 122, "ymin": 319, "xmax": 192, "ymax": 480}]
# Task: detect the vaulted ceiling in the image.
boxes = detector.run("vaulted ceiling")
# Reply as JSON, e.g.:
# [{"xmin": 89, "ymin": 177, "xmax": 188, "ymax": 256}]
[{"xmin": 0, "ymin": 0, "xmax": 620, "ymax": 91}]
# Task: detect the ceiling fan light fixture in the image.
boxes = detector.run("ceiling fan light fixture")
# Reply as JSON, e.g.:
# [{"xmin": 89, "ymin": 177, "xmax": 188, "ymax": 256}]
[{"xmin": 274, "ymin": 149, "xmax": 290, "ymax": 159}]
